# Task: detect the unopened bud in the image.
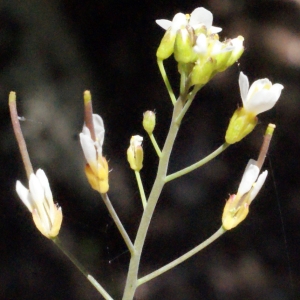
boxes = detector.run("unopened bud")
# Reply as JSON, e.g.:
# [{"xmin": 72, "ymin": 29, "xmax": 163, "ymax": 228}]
[
  {"xmin": 156, "ymin": 28, "xmax": 176, "ymax": 60},
  {"xmin": 174, "ymin": 28, "xmax": 195, "ymax": 63},
  {"xmin": 143, "ymin": 111, "xmax": 156, "ymax": 134},
  {"xmin": 127, "ymin": 135, "xmax": 144, "ymax": 171},
  {"xmin": 225, "ymin": 108, "xmax": 257, "ymax": 144},
  {"xmin": 191, "ymin": 59, "xmax": 215, "ymax": 85}
]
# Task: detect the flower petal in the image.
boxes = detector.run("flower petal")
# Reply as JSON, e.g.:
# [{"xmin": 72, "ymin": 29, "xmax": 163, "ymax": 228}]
[
  {"xmin": 239, "ymin": 72, "xmax": 249, "ymax": 105},
  {"xmin": 92, "ymin": 114, "xmax": 105, "ymax": 151},
  {"xmin": 193, "ymin": 34, "xmax": 207, "ymax": 54},
  {"xmin": 237, "ymin": 161, "xmax": 259, "ymax": 196},
  {"xmin": 250, "ymin": 170, "xmax": 268, "ymax": 202},
  {"xmin": 190, "ymin": 7, "xmax": 213, "ymax": 28},
  {"xmin": 156, "ymin": 19, "xmax": 173, "ymax": 30},
  {"xmin": 80, "ymin": 132, "xmax": 97, "ymax": 164},
  {"xmin": 16, "ymin": 181, "xmax": 33, "ymax": 212}
]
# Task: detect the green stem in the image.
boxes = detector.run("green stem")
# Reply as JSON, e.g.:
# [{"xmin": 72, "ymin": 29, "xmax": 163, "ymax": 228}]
[
  {"xmin": 100, "ymin": 193, "xmax": 134, "ymax": 254},
  {"xmin": 157, "ymin": 59, "xmax": 177, "ymax": 105},
  {"xmin": 165, "ymin": 143, "xmax": 230, "ymax": 183},
  {"xmin": 149, "ymin": 133, "xmax": 162, "ymax": 157},
  {"xmin": 122, "ymin": 98, "xmax": 184, "ymax": 300},
  {"xmin": 134, "ymin": 171, "xmax": 147, "ymax": 210},
  {"xmin": 53, "ymin": 237, "xmax": 113, "ymax": 300},
  {"xmin": 176, "ymin": 84, "xmax": 202, "ymax": 125},
  {"xmin": 137, "ymin": 227, "xmax": 226, "ymax": 286}
]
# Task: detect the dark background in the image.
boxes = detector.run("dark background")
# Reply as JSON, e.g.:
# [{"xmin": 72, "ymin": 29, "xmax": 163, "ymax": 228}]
[{"xmin": 0, "ymin": 0, "xmax": 299, "ymax": 299}]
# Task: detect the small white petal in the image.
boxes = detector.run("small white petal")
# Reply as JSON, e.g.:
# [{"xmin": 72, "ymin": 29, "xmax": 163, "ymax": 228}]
[
  {"xmin": 250, "ymin": 170, "xmax": 268, "ymax": 202},
  {"xmin": 190, "ymin": 7, "xmax": 213, "ymax": 28},
  {"xmin": 210, "ymin": 26, "xmax": 222, "ymax": 34},
  {"xmin": 80, "ymin": 133, "xmax": 97, "ymax": 164},
  {"xmin": 239, "ymin": 72, "xmax": 249, "ymax": 105},
  {"xmin": 171, "ymin": 13, "xmax": 187, "ymax": 31},
  {"xmin": 16, "ymin": 181, "xmax": 33, "ymax": 212},
  {"xmin": 92, "ymin": 114, "xmax": 105, "ymax": 150},
  {"xmin": 193, "ymin": 34, "xmax": 207, "ymax": 54},
  {"xmin": 237, "ymin": 163, "xmax": 260, "ymax": 196},
  {"xmin": 29, "ymin": 173, "xmax": 45, "ymax": 205},
  {"xmin": 156, "ymin": 19, "xmax": 173, "ymax": 30},
  {"xmin": 36, "ymin": 169, "xmax": 53, "ymax": 203}
]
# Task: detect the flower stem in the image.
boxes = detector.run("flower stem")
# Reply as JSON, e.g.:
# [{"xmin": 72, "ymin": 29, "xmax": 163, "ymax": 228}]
[
  {"xmin": 165, "ymin": 143, "xmax": 230, "ymax": 183},
  {"xmin": 8, "ymin": 91, "xmax": 33, "ymax": 180},
  {"xmin": 157, "ymin": 59, "xmax": 177, "ymax": 105},
  {"xmin": 134, "ymin": 171, "xmax": 147, "ymax": 210},
  {"xmin": 100, "ymin": 193, "xmax": 134, "ymax": 254},
  {"xmin": 137, "ymin": 227, "xmax": 226, "ymax": 286},
  {"xmin": 176, "ymin": 84, "xmax": 202, "ymax": 125},
  {"xmin": 149, "ymin": 133, "xmax": 162, "ymax": 157},
  {"xmin": 53, "ymin": 237, "xmax": 113, "ymax": 300}
]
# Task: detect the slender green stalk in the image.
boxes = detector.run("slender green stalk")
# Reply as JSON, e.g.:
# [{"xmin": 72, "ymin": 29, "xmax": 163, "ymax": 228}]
[
  {"xmin": 134, "ymin": 171, "xmax": 147, "ymax": 209},
  {"xmin": 176, "ymin": 84, "xmax": 202, "ymax": 125},
  {"xmin": 165, "ymin": 143, "xmax": 230, "ymax": 183},
  {"xmin": 149, "ymin": 133, "xmax": 162, "ymax": 157},
  {"xmin": 100, "ymin": 193, "xmax": 134, "ymax": 254},
  {"xmin": 157, "ymin": 59, "xmax": 177, "ymax": 105},
  {"xmin": 122, "ymin": 91, "xmax": 195, "ymax": 299},
  {"xmin": 137, "ymin": 227, "xmax": 226, "ymax": 286},
  {"xmin": 53, "ymin": 237, "xmax": 113, "ymax": 300}
]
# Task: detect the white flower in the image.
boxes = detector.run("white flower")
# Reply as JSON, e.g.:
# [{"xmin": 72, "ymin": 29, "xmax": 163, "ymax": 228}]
[
  {"xmin": 156, "ymin": 7, "xmax": 222, "ymax": 34},
  {"xmin": 80, "ymin": 114, "xmax": 104, "ymax": 165},
  {"xmin": 239, "ymin": 72, "xmax": 284, "ymax": 115},
  {"xmin": 79, "ymin": 113, "xmax": 109, "ymax": 193},
  {"xmin": 16, "ymin": 169, "xmax": 63, "ymax": 239},
  {"xmin": 222, "ymin": 159, "xmax": 268, "ymax": 230}
]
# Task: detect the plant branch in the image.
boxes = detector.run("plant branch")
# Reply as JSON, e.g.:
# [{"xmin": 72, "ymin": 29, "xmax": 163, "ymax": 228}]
[
  {"xmin": 165, "ymin": 143, "xmax": 230, "ymax": 183},
  {"xmin": 100, "ymin": 193, "xmax": 135, "ymax": 254},
  {"xmin": 137, "ymin": 227, "xmax": 226, "ymax": 286}
]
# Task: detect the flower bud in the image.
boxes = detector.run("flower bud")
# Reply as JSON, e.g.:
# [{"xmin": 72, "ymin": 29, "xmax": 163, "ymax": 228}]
[
  {"xmin": 174, "ymin": 28, "xmax": 195, "ymax": 63},
  {"xmin": 143, "ymin": 111, "xmax": 156, "ymax": 134},
  {"xmin": 127, "ymin": 135, "xmax": 144, "ymax": 171},
  {"xmin": 156, "ymin": 28, "xmax": 176, "ymax": 60},
  {"xmin": 190, "ymin": 59, "xmax": 215, "ymax": 85},
  {"xmin": 225, "ymin": 108, "xmax": 257, "ymax": 144}
]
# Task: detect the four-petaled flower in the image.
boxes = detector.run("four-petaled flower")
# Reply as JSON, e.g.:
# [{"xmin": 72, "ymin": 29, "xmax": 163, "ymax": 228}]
[
  {"xmin": 222, "ymin": 159, "xmax": 268, "ymax": 230},
  {"xmin": 79, "ymin": 114, "xmax": 109, "ymax": 193},
  {"xmin": 239, "ymin": 72, "xmax": 284, "ymax": 116},
  {"xmin": 225, "ymin": 72, "xmax": 283, "ymax": 144},
  {"xmin": 16, "ymin": 169, "xmax": 63, "ymax": 239}
]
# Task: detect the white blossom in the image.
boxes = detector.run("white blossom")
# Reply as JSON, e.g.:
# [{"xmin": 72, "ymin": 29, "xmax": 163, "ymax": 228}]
[
  {"xmin": 16, "ymin": 169, "xmax": 62, "ymax": 238},
  {"xmin": 239, "ymin": 72, "xmax": 284, "ymax": 115}
]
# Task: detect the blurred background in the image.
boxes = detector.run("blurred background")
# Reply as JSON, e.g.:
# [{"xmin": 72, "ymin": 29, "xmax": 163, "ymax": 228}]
[{"xmin": 0, "ymin": 0, "xmax": 299, "ymax": 299}]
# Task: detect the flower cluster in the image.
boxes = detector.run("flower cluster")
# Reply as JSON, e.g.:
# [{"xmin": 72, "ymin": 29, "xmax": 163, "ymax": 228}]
[
  {"xmin": 222, "ymin": 160, "xmax": 268, "ymax": 230},
  {"xmin": 156, "ymin": 7, "xmax": 244, "ymax": 85}
]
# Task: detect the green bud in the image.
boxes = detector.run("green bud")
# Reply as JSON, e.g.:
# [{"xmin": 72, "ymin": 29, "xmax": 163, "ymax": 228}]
[
  {"xmin": 156, "ymin": 28, "xmax": 176, "ymax": 60},
  {"xmin": 190, "ymin": 59, "xmax": 215, "ymax": 85},
  {"xmin": 174, "ymin": 28, "xmax": 195, "ymax": 63},
  {"xmin": 225, "ymin": 36, "xmax": 244, "ymax": 68},
  {"xmin": 225, "ymin": 108, "xmax": 257, "ymax": 144},
  {"xmin": 143, "ymin": 111, "xmax": 156, "ymax": 134}
]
